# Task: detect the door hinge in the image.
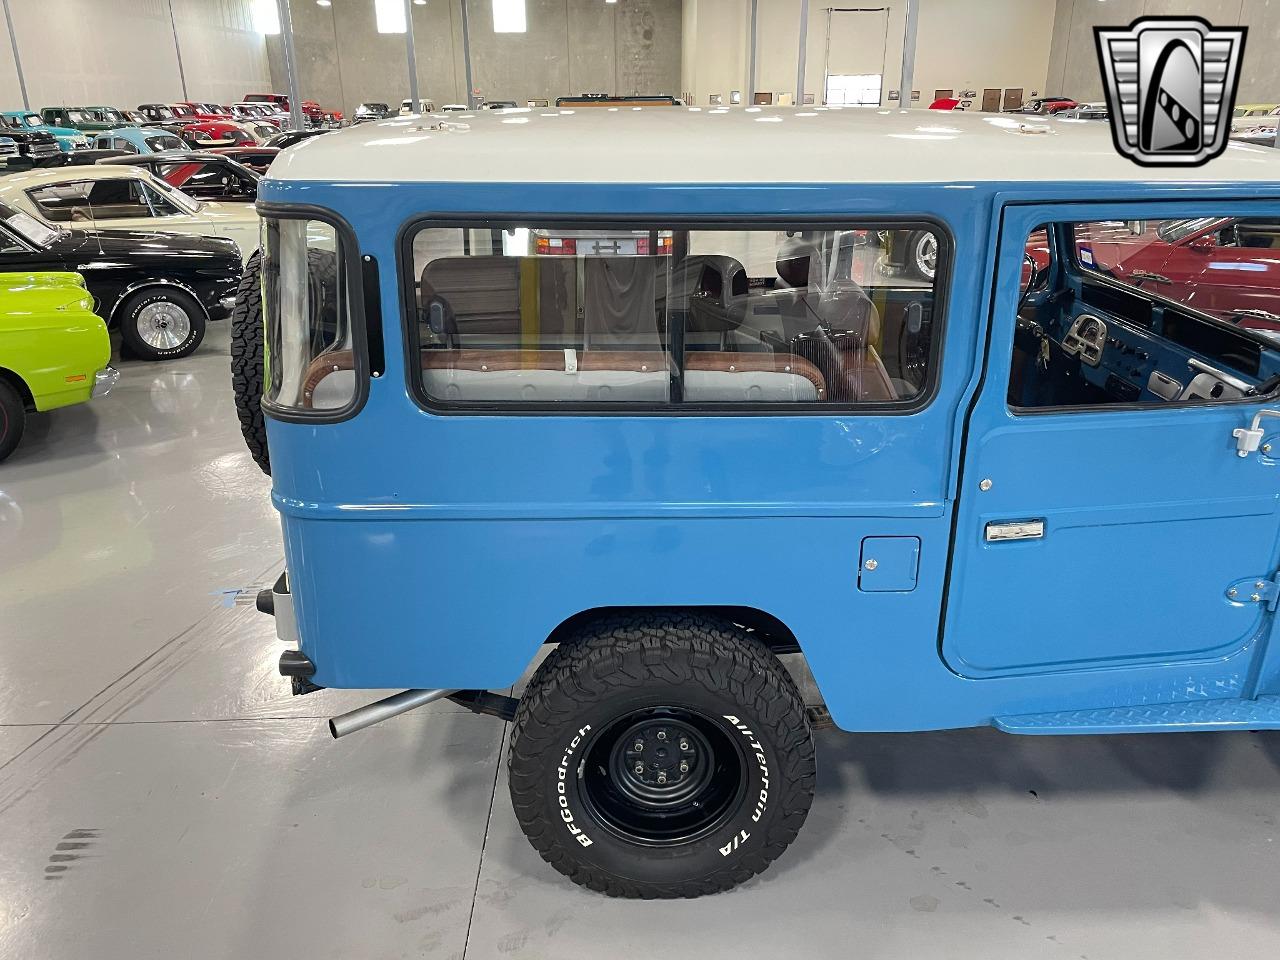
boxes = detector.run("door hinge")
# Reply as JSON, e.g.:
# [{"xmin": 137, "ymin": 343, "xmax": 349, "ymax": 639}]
[{"xmin": 1226, "ymin": 574, "xmax": 1280, "ymax": 611}]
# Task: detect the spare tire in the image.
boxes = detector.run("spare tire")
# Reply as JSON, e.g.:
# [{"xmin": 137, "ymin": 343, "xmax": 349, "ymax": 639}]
[
  {"xmin": 230, "ymin": 250, "xmax": 271, "ymax": 475},
  {"xmin": 229, "ymin": 248, "xmax": 339, "ymax": 476}
]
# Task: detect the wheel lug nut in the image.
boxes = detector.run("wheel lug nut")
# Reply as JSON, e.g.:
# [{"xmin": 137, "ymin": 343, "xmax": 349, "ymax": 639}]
[
  {"xmin": 634, "ymin": 763, "xmax": 644, "ymax": 775},
  {"xmin": 633, "ymin": 741, "xmax": 643, "ymax": 752},
  {"xmin": 679, "ymin": 740, "xmax": 689, "ymax": 751},
  {"xmin": 657, "ymin": 730, "xmax": 668, "ymax": 741},
  {"xmin": 679, "ymin": 761, "xmax": 689, "ymax": 773},
  {"xmin": 657, "ymin": 773, "xmax": 667, "ymax": 784}
]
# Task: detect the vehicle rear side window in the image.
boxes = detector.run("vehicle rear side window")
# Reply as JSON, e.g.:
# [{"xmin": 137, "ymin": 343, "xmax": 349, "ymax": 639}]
[
  {"xmin": 403, "ymin": 223, "xmax": 943, "ymax": 409},
  {"xmin": 262, "ymin": 218, "xmax": 353, "ymax": 413},
  {"xmin": 27, "ymin": 178, "xmax": 183, "ymax": 221}
]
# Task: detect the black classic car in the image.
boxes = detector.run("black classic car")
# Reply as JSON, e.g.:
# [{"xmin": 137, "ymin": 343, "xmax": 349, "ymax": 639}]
[
  {"xmin": 263, "ymin": 128, "xmax": 333, "ymax": 150},
  {"xmin": 0, "ymin": 128, "xmax": 61, "ymax": 167},
  {"xmin": 99, "ymin": 151, "xmax": 259, "ymax": 202},
  {"xmin": 0, "ymin": 201, "xmax": 242, "ymax": 361}
]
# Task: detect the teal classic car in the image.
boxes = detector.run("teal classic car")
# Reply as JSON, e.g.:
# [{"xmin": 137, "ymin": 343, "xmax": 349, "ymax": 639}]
[
  {"xmin": 0, "ymin": 271, "xmax": 116, "ymax": 462},
  {"xmin": 90, "ymin": 126, "xmax": 186, "ymax": 154},
  {"xmin": 1, "ymin": 111, "xmax": 91, "ymax": 154}
]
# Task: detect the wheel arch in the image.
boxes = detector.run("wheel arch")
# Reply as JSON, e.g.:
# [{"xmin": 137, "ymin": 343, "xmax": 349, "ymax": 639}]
[
  {"xmin": 543, "ymin": 605, "xmax": 802, "ymax": 656},
  {"xmin": 0, "ymin": 366, "xmax": 35, "ymax": 412},
  {"xmin": 108, "ymin": 278, "xmax": 210, "ymax": 324}
]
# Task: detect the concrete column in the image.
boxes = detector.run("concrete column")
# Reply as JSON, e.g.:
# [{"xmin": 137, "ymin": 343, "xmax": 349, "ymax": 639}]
[
  {"xmin": 275, "ymin": 0, "xmax": 305, "ymax": 130},
  {"xmin": 899, "ymin": 0, "xmax": 919, "ymax": 108},
  {"xmin": 404, "ymin": 0, "xmax": 420, "ymax": 108},
  {"xmin": 796, "ymin": 0, "xmax": 809, "ymax": 106},
  {"xmin": 747, "ymin": 0, "xmax": 757, "ymax": 105},
  {"xmin": 459, "ymin": 0, "xmax": 475, "ymax": 108},
  {"xmin": 1, "ymin": 0, "xmax": 28, "ymax": 110}
]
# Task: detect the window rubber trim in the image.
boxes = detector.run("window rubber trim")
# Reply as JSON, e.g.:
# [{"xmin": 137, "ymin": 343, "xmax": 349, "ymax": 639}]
[
  {"xmin": 258, "ymin": 201, "xmax": 371, "ymax": 425},
  {"xmin": 395, "ymin": 213, "xmax": 954, "ymax": 418}
]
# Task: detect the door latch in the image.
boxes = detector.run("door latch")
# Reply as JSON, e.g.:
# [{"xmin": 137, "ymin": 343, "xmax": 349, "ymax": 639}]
[
  {"xmin": 985, "ymin": 519, "xmax": 1044, "ymax": 542},
  {"xmin": 1233, "ymin": 409, "xmax": 1280, "ymax": 457}
]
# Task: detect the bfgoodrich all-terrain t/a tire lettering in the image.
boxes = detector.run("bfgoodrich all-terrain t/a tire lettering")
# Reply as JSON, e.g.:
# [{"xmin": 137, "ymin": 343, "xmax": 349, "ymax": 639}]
[{"xmin": 508, "ymin": 613, "xmax": 816, "ymax": 898}]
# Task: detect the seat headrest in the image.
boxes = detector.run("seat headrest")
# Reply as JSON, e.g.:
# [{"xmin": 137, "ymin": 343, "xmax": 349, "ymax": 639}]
[{"xmin": 776, "ymin": 237, "xmax": 821, "ymax": 289}]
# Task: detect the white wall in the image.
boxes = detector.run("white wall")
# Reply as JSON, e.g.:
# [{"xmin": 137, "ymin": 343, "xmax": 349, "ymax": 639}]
[
  {"xmin": 683, "ymin": 0, "xmax": 1057, "ymax": 109},
  {"xmin": 1, "ymin": 0, "xmax": 269, "ymax": 112},
  {"xmin": 1045, "ymin": 0, "xmax": 1280, "ymax": 105}
]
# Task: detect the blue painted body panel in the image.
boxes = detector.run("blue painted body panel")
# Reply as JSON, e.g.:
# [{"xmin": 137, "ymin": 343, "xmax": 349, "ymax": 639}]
[{"xmin": 258, "ymin": 176, "xmax": 1280, "ymax": 734}]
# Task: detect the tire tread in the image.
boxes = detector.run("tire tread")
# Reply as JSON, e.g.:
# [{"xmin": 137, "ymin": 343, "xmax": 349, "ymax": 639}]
[{"xmin": 508, "ymin": 612, "xmax": 816, "ymax": 899}]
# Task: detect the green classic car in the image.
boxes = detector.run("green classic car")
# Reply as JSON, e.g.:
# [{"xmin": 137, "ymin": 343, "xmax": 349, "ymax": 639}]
[{"xmin": 0, "ymin": 272, "xmax": 117, "ymax": 462}]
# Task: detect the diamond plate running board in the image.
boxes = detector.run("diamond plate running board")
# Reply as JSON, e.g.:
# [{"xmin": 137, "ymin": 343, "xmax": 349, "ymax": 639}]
[{"xmin": 994, "ymin": 695, "xmax": 1280, "ymax": 735}]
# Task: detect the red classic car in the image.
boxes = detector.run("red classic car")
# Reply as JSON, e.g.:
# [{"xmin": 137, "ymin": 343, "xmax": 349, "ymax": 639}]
[
  {"xmin": 176, "ymin": 102, "xmax": 233, "ymax": 122},
  {"xmin": 1008, "ymin": 96, "xmax": 1078, "ymax": 115},
  {"xmin": 179, "ymin": 119, "xmax": 260, "ymax": 147},
  {"xmin": 1026, "ymin": 218, "xmax": 1280, "ymax": 330}
]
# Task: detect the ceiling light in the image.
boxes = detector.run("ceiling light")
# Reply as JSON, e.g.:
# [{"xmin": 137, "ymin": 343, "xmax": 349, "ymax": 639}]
[
  {"xmin": 317, "ymin": 0, "xmax": 331, "ymax": 6},
  {"xmin": 492, "ymin": 0, "xmax": 526, "ymax": 32},
  {"xmin": 375, "ymin": 0, "xmax": 407, "ymax": 33},
  {"xmin": 414, "ymin": 0, "xmax": 426, "ymax": 4},
  {"xmin": 251, "ymin": 0, "xmax": 280, "ymax": 33}
]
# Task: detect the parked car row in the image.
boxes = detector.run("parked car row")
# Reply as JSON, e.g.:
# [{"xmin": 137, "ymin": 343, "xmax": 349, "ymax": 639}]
[{"xmin": 0, "ymin": 92, "xmax": 345, "ymax": 170}]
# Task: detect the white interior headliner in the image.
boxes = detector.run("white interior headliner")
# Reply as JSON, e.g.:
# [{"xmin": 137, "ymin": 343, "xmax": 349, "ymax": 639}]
[{"xmin": 266, "ymin": 107, "xmax": 1280, "ymax": 186}]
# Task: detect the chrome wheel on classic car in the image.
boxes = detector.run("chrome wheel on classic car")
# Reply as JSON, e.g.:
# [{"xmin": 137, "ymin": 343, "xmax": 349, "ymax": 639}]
[
  {"xmin": 119, "ymin": 288, "xmax": 205, "ymax": 361},
  {"xmin": 910, "ymin": 230, "xmax": 938, "ymax": 281}
]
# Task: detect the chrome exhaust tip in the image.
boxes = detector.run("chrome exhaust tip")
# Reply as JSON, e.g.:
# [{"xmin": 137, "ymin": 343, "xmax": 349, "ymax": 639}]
[{"xmin": 328, "ymin": 688, "xmax": 458, "ymax": 739}]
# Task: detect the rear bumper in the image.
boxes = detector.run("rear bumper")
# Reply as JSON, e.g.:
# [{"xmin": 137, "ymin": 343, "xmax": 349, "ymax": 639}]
[
  {"xmin": 92, "ymin": 365, "xmax": 119, "ymax": 399},
  {"xmin": 259, "ymin": 571, "xmax": 320, "ymax": 693}
]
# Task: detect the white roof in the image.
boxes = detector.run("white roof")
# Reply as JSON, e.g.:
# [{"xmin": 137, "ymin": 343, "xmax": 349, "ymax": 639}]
[
  {"xmin": 266, "ymin": 106, "xmax": 1280, "ymax": 186},
  {"xmin": 0, "ymin": 164, "xmax": 159, "ymax": 189}
]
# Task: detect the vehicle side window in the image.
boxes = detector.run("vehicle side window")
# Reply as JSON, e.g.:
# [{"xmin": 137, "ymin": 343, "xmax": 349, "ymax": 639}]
[
  {"xmin": 1009, "ymin": 219, "xmax": 1280, "ymax": 411},
  {"xmin": 262, "ymin": 218, "xmax": 353, "ymax": 412},
  {"xmin": 0, "ymin": 226, "xmax": 25, "ymax": 254},
  {"xmin": 403, "ymin": 223, "xmax": 943, "ymax": 409}
]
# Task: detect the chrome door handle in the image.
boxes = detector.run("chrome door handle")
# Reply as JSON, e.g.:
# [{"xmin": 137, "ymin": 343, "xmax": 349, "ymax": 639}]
[
  {"xmin": 985, "ymin": 520, "xmax": 1045, "ymax": 542},
  {"xmin": 1233, "ymin": 409, "xmax": 1280, "ymax": 457}
]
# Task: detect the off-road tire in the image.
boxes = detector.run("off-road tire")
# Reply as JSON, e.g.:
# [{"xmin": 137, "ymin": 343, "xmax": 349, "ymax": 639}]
[
  {"xmin": 508, "ymin": 613, "xmax": 816, "ymax": 898},
  {"xmin": 229, "ymin": 248, "xmax": 339, "ymax": 476},
  {"xmin": 229, "ymin": 250, "xmax": 270, "ymax": 474},
  {"xmin": 0, "ymin": 379, "xmax": 27, "ymax": 463},
  {"xmin": 118, "ymin": 287, "xmax": 206, "ymax": 361}
]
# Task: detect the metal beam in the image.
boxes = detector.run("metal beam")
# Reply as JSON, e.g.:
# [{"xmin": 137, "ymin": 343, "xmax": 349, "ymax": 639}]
[
  {"xmin": 459, "ymin": 0, "xmax": 475, "ymax": 109},
  {"xmin": 404, "ymin": 0, "xmax": 420, "ymax": 109},
  {"xmin": 795, "ymin": 0, "xmax": 809, "ymax": 106},
  {"xmin": 747, "ymin": 0, "xmax": 758, "ymax": 104},
  {"xmin": 1, "ymin": 0, "xmax": 28, "ymax": 111},
  {"xmin": 899, "ymin": 0, "xmax": 919, "ymax": 108},
  {"xmin": 166, "ymin": 0, "xmax": 189, "ymax": 101},
  {"xmin": 275, "ymin": 0, "xmax": 305, "ymax": 130}
]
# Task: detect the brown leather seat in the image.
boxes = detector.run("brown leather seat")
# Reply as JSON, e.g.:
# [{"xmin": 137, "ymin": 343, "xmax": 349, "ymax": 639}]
[{"xmin": 299, "ymin": 348, "xmax": 828, "ymax": 407}]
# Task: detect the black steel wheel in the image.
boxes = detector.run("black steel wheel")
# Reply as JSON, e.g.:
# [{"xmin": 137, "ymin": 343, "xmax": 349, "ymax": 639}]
[{"xmin": 508, "ymin": 613, "xmax": 816, "ymax": 898}]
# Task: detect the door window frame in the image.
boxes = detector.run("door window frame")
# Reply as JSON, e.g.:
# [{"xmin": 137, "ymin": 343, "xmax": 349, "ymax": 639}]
[{"xmin": 992, "ymin": 198, "xmax": 1280, "ymax": 420}]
